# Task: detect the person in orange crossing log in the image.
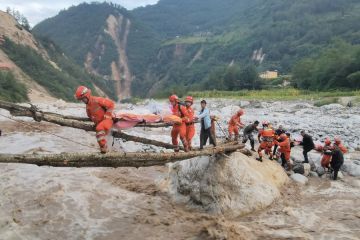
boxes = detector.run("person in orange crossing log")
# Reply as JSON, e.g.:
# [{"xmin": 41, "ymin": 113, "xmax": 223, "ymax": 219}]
[
  {"xmin": 75, "ymin": 86, "xmax": 115, "ymax": 154},
  {"xmin": 256, "ymin": 121, "xmax": 275, "ymax": 162},
  {"xmin": 228, "ymin": 109, "xmax": 245, "ymax": 141},
  {"xmin": 274, "ymin": 133, "xmax": 292, "ymax": 170},
  {"xmin": 184, "ymin": 96, "xmax": 195, "ymax": 150},
  {"xmin": 169, "ymin": 94, "xmax": 189, "ymax": 152},
  {"xmin": 334, "ymin": 137, "xmax": 348, "ymax": 154}
]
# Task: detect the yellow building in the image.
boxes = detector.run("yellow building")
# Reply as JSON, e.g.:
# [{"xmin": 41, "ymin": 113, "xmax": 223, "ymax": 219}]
[{"xmin": 260, "ymin": 70, "xmax": 278, "ymax": 79}]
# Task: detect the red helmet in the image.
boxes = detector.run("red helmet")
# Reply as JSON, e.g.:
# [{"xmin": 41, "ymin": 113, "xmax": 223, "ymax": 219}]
[
  {"xmin": 237, "ymin": 109, "xmax": 244, "ymax": 116},
  {"xmin": 279, "ymin": 133, "xmax": 287, "ymax": 140},
  {"xmin": 262, "ymin": 120, "xmax": 269, "ymax": 126},
  {"xmin": 324, "ymin": 138, "xmax": 331, "ymax": 145},
  {"xmin": 75, "ymin": 86, "xmax": 91, "ymax": 100},
  {"xmin": 169, "ymin": 94, "xmax": 179, "ymax": 102},
  {"xmin": 334, "ymin": 137, "xmax": 341, "ymax": 144},
  {"xmin": 185, "ymin": 96, "xmax": 193, "ymax": 103}
]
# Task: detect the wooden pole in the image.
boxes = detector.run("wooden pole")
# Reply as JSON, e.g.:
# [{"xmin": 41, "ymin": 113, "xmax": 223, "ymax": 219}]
[{"xmin": 0, "ymin": 144, "xmax": 247, "ymax": 168}]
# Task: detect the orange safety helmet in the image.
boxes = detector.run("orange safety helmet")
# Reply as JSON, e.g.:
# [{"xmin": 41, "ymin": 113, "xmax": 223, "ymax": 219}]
[
  {"xmin": 169, "ymin": 94, "xmax": 179, "ymax": 102},
  {"xmin": 185, "ymin": 96, "xmax": 194, "ymax": 103},
  {"xmin": 75, "ymin": 86, "xmax": 91, "ymax": 100},
  {"xmin": 279, "ymin": 133, "xmax": 287, "ymax": 140},
  {"xmin": 334, "ymin": 137, "xmax": 341, "ymax": 144},
  {"xmin": 237, "ymin": 109, "xmax": 244, "ymax": 116},
  {"xmin": 324, "ymin": 138, "xmax": 331, "ymax": 145}
]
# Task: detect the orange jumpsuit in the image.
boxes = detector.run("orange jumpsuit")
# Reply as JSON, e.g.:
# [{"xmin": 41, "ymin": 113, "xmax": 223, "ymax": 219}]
[
  {"xmin": 171, "ymin": 104, "xmax": 189, "ymax": 151},
  {"xmin": 275, "ymin": 137, "xmax": 291, "ymax": 162},
  {"xmin": 321, "ymin": 144, "xmax": 333, "ymax": 168},
  {"xmin": 258, "ymin": 128, "xmax": 275, "ymax": 158},
  {"xmin": 86, "ymin": 96, "xmax": 114, "ymax": 151},
  {"xmin": 335, "ymin": 143, "xmax": 348, "ymax": 154},
  {"xmin": 228, "ymin": 114, "xmax": 244, "ymax": 139},
  {"xmin": 185, "ymin": 106, "xmax": 195, "ymax": 149}
]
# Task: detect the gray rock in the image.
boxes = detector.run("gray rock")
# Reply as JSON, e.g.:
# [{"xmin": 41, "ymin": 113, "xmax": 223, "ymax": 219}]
[
  {"xmin": 290, "ymin": 174, "xmax": 309, "ymax": 185},
  {"xmin": 341, "ymin": 161, "xmax": 360, "ymax": 177},
  {"xmin": 309, "ymin": 171, "xmax": 319, "ymax": 178},
  {"xmin": 316, "ymin": 167, "xmax": 326, "ymax": 176},
  {"xmin": 293, "ymin": 164, "xmax": 305, "ymax": 175},
  {"xmin": 303, "ymin": 163, "xmax": 311, "ymax": 177},
  {"xmin": 168, "ymin": 152, "xmax": 289, "ymax": 217}
]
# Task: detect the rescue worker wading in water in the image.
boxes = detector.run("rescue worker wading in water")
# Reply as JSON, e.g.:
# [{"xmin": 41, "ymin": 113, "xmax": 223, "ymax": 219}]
[
  {"xmin": 257, "ymin": 121, "xmax": 275, "ymax": 162},
  {"xmin": 75, "ymin": 86, "xmax": 115, "ymax": 154},
  {"xmin": 184, "ymin": 96, "xmax": 195, "ymax": 150},
  {"xmin": 169, "ymin": 95, "xmax": 190, "ymax": 152}
]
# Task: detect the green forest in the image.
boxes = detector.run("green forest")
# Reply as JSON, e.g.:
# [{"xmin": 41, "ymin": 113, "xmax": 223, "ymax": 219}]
[
  {"xmin": 33, "ymin": 0, "xmax": 360, "ymax": 97},
  {"xmin": 0, "ymin": 71, "xmax": 28, "ymax": 102}
]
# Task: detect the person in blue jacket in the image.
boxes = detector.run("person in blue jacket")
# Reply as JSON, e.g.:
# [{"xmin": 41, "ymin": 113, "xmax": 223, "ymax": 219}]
[{"xmin": 195, "ymin": 100, "xmax": 216, "ymax": 149}]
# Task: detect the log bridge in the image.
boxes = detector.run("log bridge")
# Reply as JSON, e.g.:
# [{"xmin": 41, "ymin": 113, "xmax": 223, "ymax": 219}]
[{"xmin": 0, "ymin": 100, "xmax": 249, "ymax": 168}]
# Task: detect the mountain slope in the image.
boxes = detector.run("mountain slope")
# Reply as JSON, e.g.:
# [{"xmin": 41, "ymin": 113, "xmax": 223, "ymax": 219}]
[
  {"xmin": 33, "ymin": 2, "xmax": 159, "ymax": 100},
  {"xmin": 0, "ymin": 10, "xmax": 116, "ymax": 102},
  {"xmin": 34, "ymin": 0, "xmax": 360, "ymax": 97}
]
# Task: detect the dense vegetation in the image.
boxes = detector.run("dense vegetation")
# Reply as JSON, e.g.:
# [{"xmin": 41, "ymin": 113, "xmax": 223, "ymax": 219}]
[
  {"xmin": 0, "ymin": 71, "xmax": 28, "ymax": 102},
  {"xmin": 0, "ymin": 38, "xmax": 116, "ymax": 101},
  {"xmin": 292, "ymin": 41, "xmax": 360, "ymax": 90},
  {"xmin": 34, "ymin": 0, "xmax": 360, "ymax": 97}
]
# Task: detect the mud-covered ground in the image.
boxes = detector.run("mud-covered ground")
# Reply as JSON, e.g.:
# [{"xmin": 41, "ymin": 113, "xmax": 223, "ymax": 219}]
[{"xmin": 0, "ymin": 101, "xmax": 359, "ymax": 239}]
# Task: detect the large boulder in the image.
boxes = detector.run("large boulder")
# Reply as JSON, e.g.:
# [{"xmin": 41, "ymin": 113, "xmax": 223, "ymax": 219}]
[{"xmin": 168, "ymin": 152, "xmax": 289, "ymax": 218}]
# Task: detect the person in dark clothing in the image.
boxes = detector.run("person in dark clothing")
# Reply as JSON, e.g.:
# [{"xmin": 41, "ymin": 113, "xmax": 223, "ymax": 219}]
[
  {"xmin": 196, "ymin": 100, "xmax": 216, "ymax": 149},
  {"xmin": 330, "ymin": 145, "xmax": 344, "ymax": 180},
  {"xmin": 300, "ymin": 130, "xmax": 315, "ymax": 163},
  {"xmin": 242, "ymin": 121, "xmax": 259, "ymax": 151},
  {"xmin": 273, "ymin": 125, "xmax": 286, "ymax": 156}
]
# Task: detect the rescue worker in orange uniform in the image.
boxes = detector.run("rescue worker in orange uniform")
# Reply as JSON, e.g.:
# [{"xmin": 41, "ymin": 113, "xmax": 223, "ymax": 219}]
[
  {"xmin": 274, "ymin": 133, "xmax": 292, "ymax": 170},
  {"xmin": 184, "ymin": 96, "xmax": 195, "ymax": 150},
  {"xmin": 256, "ymin": 121, "xmax": 275, "ymax": 162},
  {"xmin": 169, "ymin": 95, "xmax": 189, "ymax": 152},
  {"xmin": 228, "ymin": 109, "xmax": 245, "ymax": 141},
  {"xmin": 334, "ymin": 137, "xmax": 348, "ymax": 154},
  {"xmin": 75, "ymin": 86, "xmax": 115, "ymax": 153},
  {"xmin": 320, "ymin": 138, "xmax": 333, "ymax": 169}
]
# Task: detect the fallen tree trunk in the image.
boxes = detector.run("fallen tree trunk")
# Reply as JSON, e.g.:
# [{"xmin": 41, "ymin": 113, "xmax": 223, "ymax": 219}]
[
  {"xmin": 0, "ymin": 100, "xmax": 178, "ymax": 149},
  {"xmin": 0, "ymin": 144, "xmax": 246, "ymax": 168}
]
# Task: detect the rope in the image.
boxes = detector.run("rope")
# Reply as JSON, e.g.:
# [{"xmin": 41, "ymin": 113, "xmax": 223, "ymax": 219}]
[{"xmin": 0, "ymin": 113, "xmax": 95, "ymax": 149}]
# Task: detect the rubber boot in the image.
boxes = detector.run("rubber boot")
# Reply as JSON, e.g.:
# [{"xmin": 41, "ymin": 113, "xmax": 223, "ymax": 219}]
[{"xmin": 256, "ymin": 157, "xmax": 263, "ymax": 162}]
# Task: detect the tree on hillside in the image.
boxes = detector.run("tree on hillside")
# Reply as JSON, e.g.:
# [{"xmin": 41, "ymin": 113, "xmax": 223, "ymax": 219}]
[{"xmin": 6, "ymin": 8, "xmax": 31, "ymax": 31}]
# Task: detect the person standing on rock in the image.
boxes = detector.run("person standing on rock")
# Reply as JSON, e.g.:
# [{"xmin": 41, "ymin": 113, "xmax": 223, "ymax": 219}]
[
  {"xmin": 330, "ymin": 145, "xmax": 344, "ymax": 180},
  {"xmin": 75, "ymin": 86, "xmax": 115, "ymax": 154},
  {"xmin": 273, "ymin": 125, "xmax": 286, "ymax": 156},
  {"xmin": 242, "ymin": 120, "xmax": 259, "ymax": 152},
  {"xmin": 256, "ymin": 121, "xmax": 275, "ymax": 162},
  {"xmin": 274, "ymin": 133, "xmax": 292, "ymax": 170},
  {"xmin": 184, "ymin": 96, "xmax": 195, "ymax": 150},
  {"xmin": 169, "ymin": 94, "xmax": 190, "ymax": 152},
  {"xmin": 320, "ymin": 138, "xmax": 333, "ymax": 170},
  {"xmin": 195, "ymin": 100, "xmax": 216, "ymax": 149},
  {"xmin": 228, "ymin": 109, "xmax": 245, "ymax": 141},
  {"xmin": 299, "ymin": 130, "xmax": 315, "ymax": 163}
]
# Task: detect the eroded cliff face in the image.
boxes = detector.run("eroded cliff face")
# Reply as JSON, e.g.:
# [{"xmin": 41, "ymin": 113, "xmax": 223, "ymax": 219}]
[
  {"xmin": 84, "ymin": 14, "xmax": 133, "ymax": 100},
  {"xmin": 0, "ymin": 11, "xmax": 56, "ymax": 102}
]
